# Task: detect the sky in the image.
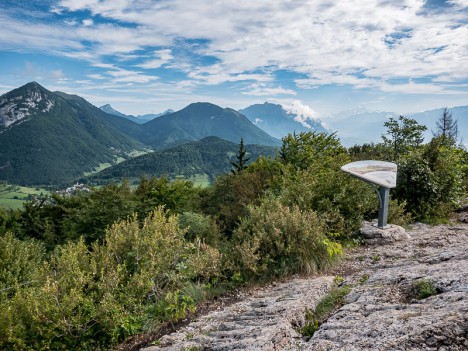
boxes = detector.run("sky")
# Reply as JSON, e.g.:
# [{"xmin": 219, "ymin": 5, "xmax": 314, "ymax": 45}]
[{"xmin": 0, "ymin": 0, "xmax": 467, "ymax": 118}]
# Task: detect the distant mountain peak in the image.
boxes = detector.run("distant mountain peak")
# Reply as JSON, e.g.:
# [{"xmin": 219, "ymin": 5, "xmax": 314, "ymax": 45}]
[
  {"xmin": 0, "ymin": 82, "xmax": 55, "ymax": 128},
  {"xmin": 99, "ymin": 104, "xmax": 128, "ymax": 118},
  {"xmin": 184, "ymin": 102, "xmax": 224, "ymax": 112},
  {"xmin": 239, "ymin": 102, "xmax": 329, "ymax": 139}
]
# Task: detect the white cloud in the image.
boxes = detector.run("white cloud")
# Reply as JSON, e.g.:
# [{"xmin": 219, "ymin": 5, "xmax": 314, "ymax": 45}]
[
  {"xmin": 243, "ymin": 83, "xmax": 297, "ymax": 96},
  {"xmin": 283, "ymin": 101, "xmax": 321, "ymax": 129},
  {"xmin": 137, "ymin": 49, "xmax": 174, "ymax": 69},
  {"xmin": 448, "ymin": 0, "xmax": 468, "ymax": 8},
  {"xmin": 21, "ymin": 62, "xmax": 67, "ymax": 83},
  {"xmin": 0, "ymin": 0, "xmax": 466, "ymax": 96},
  {"xmin": 82, "ymin": 19, "xmax": 93, "ymax": 26}
]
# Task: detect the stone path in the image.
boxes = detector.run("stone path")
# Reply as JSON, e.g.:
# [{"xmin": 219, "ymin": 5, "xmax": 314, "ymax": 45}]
[{"xmin": 142, "ymin": 220, "xmax": 468, "ymax": 351}]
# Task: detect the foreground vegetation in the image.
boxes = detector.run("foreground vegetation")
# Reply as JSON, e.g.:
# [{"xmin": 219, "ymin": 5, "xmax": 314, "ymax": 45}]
[{"xmin": 0, "ymin": 114, "xmax": 466, "ymax": 350}]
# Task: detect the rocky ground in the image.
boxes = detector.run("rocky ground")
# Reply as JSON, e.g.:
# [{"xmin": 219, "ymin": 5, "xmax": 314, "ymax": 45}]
[{"xmin": 140, "ymin": 215, "xmax": 468, "ymax": 351}]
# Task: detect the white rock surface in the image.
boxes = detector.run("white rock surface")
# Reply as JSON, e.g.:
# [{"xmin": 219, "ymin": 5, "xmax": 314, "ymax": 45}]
[
  {"xmin": 360, "ymin": 221, "xmax": 410, "ymax": 245},
  {"xmin": 305, "ymin": 222, "xmax": 468, "ymax": 351},
  {"xmin": 142, "ymin": 277, "xmax": 335, "ymax": 351},
  {"xmin": 139, "ymin": 221, "xmax": 468, "ymax": 351}
]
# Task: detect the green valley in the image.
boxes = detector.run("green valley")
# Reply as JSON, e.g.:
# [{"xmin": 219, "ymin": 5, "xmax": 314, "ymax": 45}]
[{"xmin": 84, "ymin": 136, "xmax": 277, "ymax": 185}]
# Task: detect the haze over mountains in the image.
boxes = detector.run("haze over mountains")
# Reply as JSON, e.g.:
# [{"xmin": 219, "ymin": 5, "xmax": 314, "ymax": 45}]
[
  {"xmin": 239, "ymin": 102, "xmax": 330, "ymax": 139},
  {"xmin": 99, "ymin": 104, "xmax": 173, "ymax": 124},
  {"xmin": 326, "ymin": 106, "xmax": 468, "ymax": 146}
]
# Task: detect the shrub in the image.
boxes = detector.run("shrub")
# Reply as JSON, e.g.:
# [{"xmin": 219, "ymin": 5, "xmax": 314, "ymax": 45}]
[
  {"xmin": 178, "ymin": 211, "xmax": 222, "ymax": 246},
  {"xmin": 230, "ymin": 197, "xmax": 341, "ymax": 280},
  {"xmin": 277, "ymin": 165, "xmax": 376, "ymax": 237},
  {"xmin": 0, "ymin": 232, "xmax": 45, "ymax": 300},
  {"xmin": 414, "ymin": 278, "xmax": 438, "ymax": 299},
  {"xmin": 0, "ymin": 208, "xmax": 222, "ymax": 350},
  {"xmin": 395, "ymin": 139, "xmax": 464, "ymax": 221},
  {"xmin": 299, "ymin": 285, "xmax": 351, "ymax": 337},
  {"xmin": 387, "ymin": 199, "xmax": 413, "ymax": 226},
  {"xmin": 200, "ymin": 171, "xmax": 268, "ymax": 236}
]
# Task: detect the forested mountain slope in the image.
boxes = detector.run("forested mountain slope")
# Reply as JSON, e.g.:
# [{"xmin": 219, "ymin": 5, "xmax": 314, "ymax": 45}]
[
  {"xmin": 0, "ymin": 82, "xmax": 144, "ymax": 185},
  {"xmin": 85, "ymin": 136, "xmax": 277, "ymax": 184}
]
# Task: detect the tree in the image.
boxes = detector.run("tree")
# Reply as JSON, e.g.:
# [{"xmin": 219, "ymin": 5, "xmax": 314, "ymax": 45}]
[
  {"xmin": 280, "ymin": 131, "xmax": 346, "ymax": 170},
  {"xmin": 434, "ymin": 107, "xmax": 458, "ymax": 146},
  {"xmin": 382, "ymin": 116, "xmax": 427, "ymax": 160},
  {"xmin": 231, "ymin": 138, "xmax": 250, "ymax": 174}
]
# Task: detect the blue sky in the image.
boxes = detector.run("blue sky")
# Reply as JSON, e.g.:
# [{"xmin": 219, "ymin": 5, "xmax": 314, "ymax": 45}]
[{"xmin": 0, "ymin": 0, "xmax": 467, "ymax": 118}]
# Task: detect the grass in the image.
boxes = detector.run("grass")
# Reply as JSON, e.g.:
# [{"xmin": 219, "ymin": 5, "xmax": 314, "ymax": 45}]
[
  {"xmin": 83, "ymin": 162, "xmax": 113, "ymax": 176},
  {"xmin": 127, "ymin": 149, "xmax": 152, "ymax": 158},
  {"xmin": 0, "ymin": 183, "xmax": 50, "ymax": 209},
  {"xmin": 414, "ymin": 278, "xmax": 438, "ymax": 299},
  {"xmin": 188, "ymin": 174, "xmax": 211, "ymax": 188},
  {"xmin": 299, "ymin": 285, "xmax": 351, "ymax": 337}
]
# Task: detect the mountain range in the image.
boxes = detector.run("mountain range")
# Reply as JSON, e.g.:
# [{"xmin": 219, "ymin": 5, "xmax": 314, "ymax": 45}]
[
  {"xmin": 99, "ymin": 104, "xmax": 173, "ymax": 124},
  {"xmin": 0, "ymin": 82, "xmax": 279, "ymax": 186},
  {"xmin": 1, "ymin": 82, "xmax": 465, "ymax": 187},
  {"xmin": 0, "ymin": 82, "xmax": 143, "ymax": 185}
]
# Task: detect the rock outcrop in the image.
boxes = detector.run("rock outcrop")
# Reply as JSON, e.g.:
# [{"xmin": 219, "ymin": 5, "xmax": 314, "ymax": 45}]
[
  {"xmin": 143, "ymin": 277, "xmax": 335, "ymax": 351},
  {"xmin": 306, "ymin": 222, "xmax": 468, "ymax": 351},
  {"xmin": 141, "ymin": 220, "xmax": 468, "ymax": 351}
]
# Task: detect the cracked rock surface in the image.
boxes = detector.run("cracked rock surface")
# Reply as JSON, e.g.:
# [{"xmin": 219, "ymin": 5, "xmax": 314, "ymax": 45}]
[
  {"xmin": 141, "ymin": 220, "xmax": 467, "ymax": 351},
  {"xmin": 142, "ymin": 277, "xmax": 335, "ymax": 351},
  {"xmin": 305, "ymin": 222, "xmax": 468, "ymax": 351}
]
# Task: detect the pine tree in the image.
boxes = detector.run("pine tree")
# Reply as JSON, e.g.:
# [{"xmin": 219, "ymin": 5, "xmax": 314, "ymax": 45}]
[
  {"xmin": 231, "ymin": 138, "xmax": 250, "ymax": 174},
  {"xmin": 434, "ymin": 107, "xmax": 458, "ymax": 146}
]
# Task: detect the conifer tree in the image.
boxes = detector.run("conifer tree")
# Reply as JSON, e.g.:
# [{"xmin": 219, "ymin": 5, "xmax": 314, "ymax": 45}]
[
  {"xmin": 231, "ymin": 138, "xmax": 250, "ymax": 174},
  {"xmin": 434, "ymin": 107, "xmax": 458, "ymax": 146}
]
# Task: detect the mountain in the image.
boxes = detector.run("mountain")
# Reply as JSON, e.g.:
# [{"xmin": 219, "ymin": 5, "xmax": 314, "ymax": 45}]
[
  {"xmin": 408, "ymin": 106, "xmax": 468, "ymax": 144},
  {"xmin": 99, "ymin": 104, "xmax": 129, "ymax": 118},
  {"xmin": 99, "ymin": 104, "xmax": 169, "ymax": 124},
  {"xmin": 327, "ymin": 111, "xmax": 398, "ymax": 146},
  {"xmin": 0, "ymin": 82, "xmax": 144, "ymax": 186},
  {"xmin": 327, "ymin": 105, "xmax": 467, "ymax": 147},
  {"xmin": 138, "ymin": 109, "xmax": 174, "ymax": 120},
  {"xmin": 239, "ymin": 102, "xmax": 330, "ymax": 139},
  {"xmin": 84, "ymin": 136, "xmax": 277, "ymax": 184},
  {"xmin": 138, "ymin": 102, "xmax": 280, "ymax": 148}
]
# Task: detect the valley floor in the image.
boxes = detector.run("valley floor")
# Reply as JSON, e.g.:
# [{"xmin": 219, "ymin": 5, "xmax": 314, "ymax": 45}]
[{"xmin": 137, "ymin": 213, "xmax": 468, "ymax": 351}]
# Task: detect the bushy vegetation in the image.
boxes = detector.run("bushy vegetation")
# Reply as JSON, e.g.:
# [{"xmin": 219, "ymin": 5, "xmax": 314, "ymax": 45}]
[{"xmin": 0, "ymin": 113, "xmax": 465, "ymax": 349}]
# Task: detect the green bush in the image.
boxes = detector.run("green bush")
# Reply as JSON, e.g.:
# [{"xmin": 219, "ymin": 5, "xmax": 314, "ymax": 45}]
[
  {"xmin": 414, "ymin": 278, "xmax": 438, "ymax": 299},
  {"xmin": 277, "ymin": 165, "xmax": 376, "ymax": 237},
  {"xmin": 299, "ymin": 285, "xmax": 351, "ymax": 337},
  {"xmin": 178, "ymin": 211, "xmax": 222, "ymax": 246},
  {"xmin": 387, "ymin": 199, "xmax": 413, "ymax": 226},
  {"xmin": 200, "ymin": 171, "xmax": 269, "ymax": 236},
  {"xmin": 230, "ymin": 197, "xmax": 341, "ymax": 280},
  {"xmin": 395, "ymin": 139, "xmax": 464, "ymax": 221},
  {"xmin": 0, "ymin": 232, "xmax": 45, "ymax": 300},
  {"xmin": 0, "ymin": 208, "xmax": 222, "ymax": 350}
]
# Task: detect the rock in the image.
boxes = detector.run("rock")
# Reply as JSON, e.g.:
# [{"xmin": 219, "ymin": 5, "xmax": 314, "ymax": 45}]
[
  {"xmin": 360, "ymin": 221, "xmax": 410, "ymax": 245},
  {"xmin": 139, "ymin": 221, "xmax": 468, "ymax": 351},
  {"xmin": 304, "ymin": 222, "xmax": 468, "ymax": 351},
  {"xmin": 141, "ymin": 276, "xmax": 335, "ymax": 351}
]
